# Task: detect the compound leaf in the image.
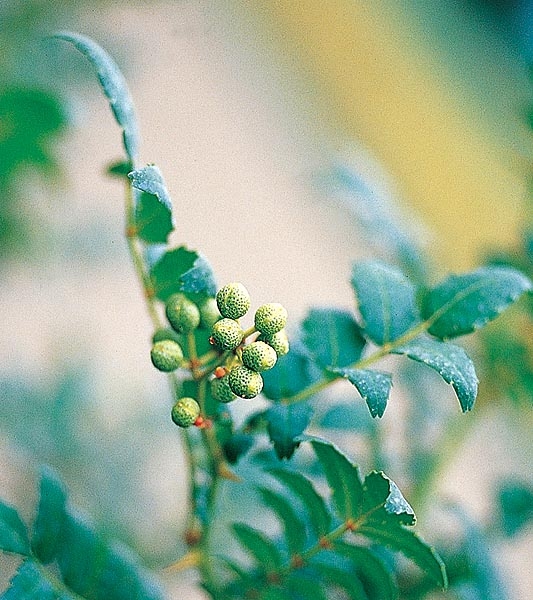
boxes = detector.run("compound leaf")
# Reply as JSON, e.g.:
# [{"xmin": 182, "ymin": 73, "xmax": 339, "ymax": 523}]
[
  {"xmin": 0, "ymin": 559, "xmax": 74, "ymax": 600},
  {"xmin": 54, "ymin": 32, "xmax": 139, "ymax": 162},
  {"xmin": 422, "ymin": 266, "xmax": 532, "ymax": 339},
  {"xmin": 351, "ymin": 261, "xmax": 420, "ymax": 345},
  {"xmin": 268, "ymin": 469, "xmax": 331, "ymax": 539},
  {"xmin": 333, "ymin": 368, "xmax": 392, "ymax": 418},
  {"xmin": 150, "ymin": 246, "xmax": 216, "ymax": 301},
  {"xmin": 31, "ymin": 466, "xmax": 68, "ymax": 564},
  {"xmin": 232, "ymin": 523, "xmax": 283, "ymax": 571},
  {"xmin": 0, "ymin": 501, "xmax": 30, "ymax": 556},
  {"xmin": 310, "ymin": 439, "xmax": 364, "ymax": 521},
  {"xmin": 129, "ymin": 165, "xmax": 173, "ymax": 243},
  {"xmin": 302, "ymin": 308, "xmax": 365, "ymax": 369},
  {"xmin": 266, "ymin": 403, "xmax": 313, "ymax": 460},
  {"xmin": 393, "ymin": 336, "xmax": 478, "ymax": 412}
]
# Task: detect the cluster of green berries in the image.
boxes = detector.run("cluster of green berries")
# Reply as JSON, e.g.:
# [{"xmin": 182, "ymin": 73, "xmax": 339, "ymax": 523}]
[{"xmin": 210, "ymin": 283, "xmax": 289, "ymax": 402}]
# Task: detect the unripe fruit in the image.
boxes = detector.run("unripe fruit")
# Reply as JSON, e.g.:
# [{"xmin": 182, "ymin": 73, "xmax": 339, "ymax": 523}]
[
  {"xmin": 171, "ymin": 397, "xmax": 201, "ymax": 427},
  {"xmin": 198, "ymin": 297, "xmax": 221, "ymax": 329},
  {"xmin": 150, "ymin": 340, "xmax": 184, "ymax": 372},
  {"xmin": 211, "ymin": 375, "xmax": 237, "ymax": 403},
  {"xmin": 166, "ymin": 294, "xmax": 200, "ymax": 334},
  {"xmin": 216, "ymin": 283, "xmax": 251, "ymax": 320},
  {"xmin": 241, "ymin": 341, "xmax": 277, "ymax": 372},
  {"xmin": 228, "ymin": 365, "xmax": 263, "ymax": 399},
  {"xmin": 258, "ymin": 329, "xmax": 290, "ymax": 357},
  {"xmin": 152, "ymin": 327, "xmax": 182, "ymax": 345},
  {"xmin": 254, "ymin": 303, "xmax": 287, "ymax": 336},
  {"xmin": 211, "ymin": 318, "xmax": 243, "ymax": 350}
]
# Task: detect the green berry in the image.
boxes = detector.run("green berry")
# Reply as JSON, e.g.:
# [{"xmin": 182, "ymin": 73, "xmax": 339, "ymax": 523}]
[
  {"xmin": 150, "ymin": 340, "xmax": 183, "ymax": 372},
  {"xmin": 198, "ymin": 297, "xmax": 221, "ymax": 329},
  {"xmin": 228, "ymin": 365, "xmax": 263, "ymax": 399},
  {"xmin": 211, "ymin": 318, "xmax": 243, "ymax": 350},
  {"xmin": 171, "ymin": 397, "xmax": 200, "ymax": 428},
  {"xmin": 152, "ymin": 327, "xmax": 182, "ymax": 345},
  {"xmin": 259, "ymin": 329, "xmax": 290, "ymax": 357},
  {"xmin": 211, "ymin": 375, "xmax": 237, "ymax": 403},
  {"xmin": 254, "ymin": 303, "xmax": 287, "ymax": 336},
  {"xmin": 216, "ymin": 283, "xmax": 251, "ymax": 320},
  {"xmin": 166, "ymin": 293, "xmax": 200, "ymax": 334},
  {"xmin": 241, "ymin": 341, "xmax": 277, "ymax": 372}
]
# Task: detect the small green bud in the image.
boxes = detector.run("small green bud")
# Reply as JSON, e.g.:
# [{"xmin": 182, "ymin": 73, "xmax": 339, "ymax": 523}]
[
  {"xmin": 152, "ymin": 327, "xmax": 182, "ymax": 345},
  {"xmin": 150, "ymin": 340, "xmax": 184, "ymax": 372},
  {"xmin": 254, "ymin": 303, "xmax": 287, "ymax": 336},
  {"xmin": 166, "ymin": 293, "xmax": 200, "ymax": 334},
  {"xmin": 241, "ymin": 341, "xmax": 277, "ymax": 372},
  {"xmin": 171, "ymin": 397, "xmax": 201, "ymax": 428},
  {"xmin": 211, "ymin": 375, "xmax": 237, "ymax": 403},
  {"xmin": 198, "ymin": 297, "xmax": 221, "ymax": 329},
  {"xmin": 258, "ymin": 329, "xmax": 290, "ymax": 357},
  {"xmin": 228, "ymin": 365, "xmax": 263, "ymax": 399},
  {"xmin": 216, "ymin": 283, "xmax": 251, "ymax": 320},
  {"xmin": 211, "ymin": 318, "xmax": 243, "ymax": 350}
]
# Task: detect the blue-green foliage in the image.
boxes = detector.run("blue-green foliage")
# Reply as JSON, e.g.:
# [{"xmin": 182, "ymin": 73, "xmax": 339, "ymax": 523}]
[{"xmin": 0, "ymin": 468, "xmax": 163, "ymax": 600}]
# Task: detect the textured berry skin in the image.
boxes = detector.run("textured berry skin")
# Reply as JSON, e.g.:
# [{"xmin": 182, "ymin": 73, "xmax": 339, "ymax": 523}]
[
  {"xmin": 152, "ymin": 327, "xmax": 182, "ymax": 345},
  {"xmin": 211, "ymin": 318, "xmax": 244, "ymax": 350},
  {"xmin": 216, "ymin": 283, "xmax": 251, "ymax": 320},
  {"xmin": 150, "ymin": 340, "xmax": 183, "ymax": 372},
  {"xmin": 171, "ymin": 397, "xmax": 201, "ymax": 427},
  {"xmin": 211, "ymin": 375, "xmax": 237, "ymax": 403},
  {"xmin": 198, "ymin": 297, "xmax": 221, "ymax": 329},
  {"xmin": 228, "ymin": 365, "xmax": 264, "ymax": 399},
  {"xmin": 241, "ymin": 341, "xmax": 277, "ymax": 372},
  {"xmin": 166, "ymin": 294, "xmax": 200, "ymax": 334},
  {"xmin": 259, "ymin": 329, "xmax": 290, "ymax": 357},
  {"xmin": 254, "ymin": 303, "xmax": 287, "ymax": 336}
]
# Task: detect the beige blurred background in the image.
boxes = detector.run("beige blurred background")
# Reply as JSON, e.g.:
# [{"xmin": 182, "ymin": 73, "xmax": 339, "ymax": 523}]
[{"xmin": 1, "ymin": 1, "xmax": 532, "ymax": 598}]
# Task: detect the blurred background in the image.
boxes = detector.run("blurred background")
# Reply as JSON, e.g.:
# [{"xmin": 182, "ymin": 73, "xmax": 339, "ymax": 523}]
[{"xmin": 1, "ymin": 1, "xmax": 532, "ymax": 598}]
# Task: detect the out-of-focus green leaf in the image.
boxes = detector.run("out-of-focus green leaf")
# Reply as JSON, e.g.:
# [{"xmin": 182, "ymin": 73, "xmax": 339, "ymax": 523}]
[
  {"xmin": 310, "ymin": 439, "xmax": 364, "ymax": 521},
  {"xmin": 285, "ymin": 573, "xmax": 328, "ymax": 600},
  {"xmin": 266, "ymin": 403, "xmax": 313, "ymax": 459},
  {"xmin": 0, "ymin": 501, "xmax": 30, "ymax": 556},
  {"xmin": 257, "ymin": 488, "xmax": 307, "ymax": 555},
  {"xmin": 150, "ymin": 246, "xmax": 217, "ymax": 301},
  {"xmin": 497, "ymin": 479, "xmax": 533, "ymax": 537},
  {"xmin": 268, "ymin": 469, "xmax": 331, "ymax": 538},
  {"xmin": 31, "ymin": 466, "xmax": 67, "ymax": 564},
  {"xmin": 332, "ymin": 368, "xmax": 392, "ymax": 418},
  {"xmin": 302, "ymin": 308, "xmax": 365, "ymax": 369},
  {"xmin": 232, "ymin": 523, "xmax": 283, "ymax": 571},
  {"xmin": 129, "ymin": 165, "xmax": 173, "ymax": 244},
  {"xmin": 334, "ymin": 543, "xmax": 397, "ymax": 600},
  {"xmin": 262, "ymin": 343, "xmax": 322, "ymax": 401},
  {"xmin": 318, "ymin": 402, "xmax": 376, "ymax": 435},
  {"xmin": 0, "ymin": 559, "xmax": 74, "ymax": 600},
  {"xmin": 393, "ymin": 336, "xmax": 478, "ymax": 412},
  {"xmin": 351, "ymin": 260, "xmax": 420, "ymax": 345},
  {"xmin": 54, "ymin": 32, "xmax": 139, "ymax": 162},
  {"xmin": 312, "ymin": 561, "xmax": 367, "ymax": 599},
  {"xmin": 422, "ymin": 267, "xmax": 532, "ymax": 339},
  {"xmin": 223, "ymin": 434, "xmax": 254, "ymax": 465}
]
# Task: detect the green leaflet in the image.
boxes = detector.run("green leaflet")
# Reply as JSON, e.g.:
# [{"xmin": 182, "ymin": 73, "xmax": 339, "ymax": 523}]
[
  {"xmin": 310, "ymin": 439, "xmax": 364, "ymax": 521},
  {"xmin": 0, "ymin": 501, "xmax": 30, "ymax": 556},
  {"xmin": 266, "ymin": 403, "xmax": 313, "ymax": 459},
  {"xmin": 497, "ymin": 479, "xmax": 533, "ymax": 537},
  {"xmin": 313, "ymin": 561, "xmax": 368, "ymax": 599},
  {"xmin": 54, "ymin": 32, "xmax": 139, "ymax": 162},
  {"xmin": 232, "ymin": 523, "xmax": 284, "ymax": 572},
  {"xmin": 129, "ymin": 166, "xmax": 173, "ymax": 244},
  {"xmin": 302, "ymin": 307, "xmax": 365, "ymax": 369},
  {"xmin": 268, "ymin": 469, "xmax": 331, "ymax": 539},
  {"xmin": 351, "ymin": 260, "xmax": 420, "ymax": 345},
  {"xmin": 150, "ymin": 246, "xmax": 217, "ymax": 301},
  {"xmin": 332, "ymin": 367, "xmax": 392, "ymax": 418},
  {"xmin": 393, "ymin": 336, "xmax": 478, "ymax": 412},
  {"xmin": 422, "ymin": 266, "xmax": 532, "ymax": 339},
  {"xmin": 362, "ymin": 471, "xmax": 415, "ymax": 527},
  {"xmin": 0, "ymin": 559, "xmax": 74, "ymax": 600}
]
